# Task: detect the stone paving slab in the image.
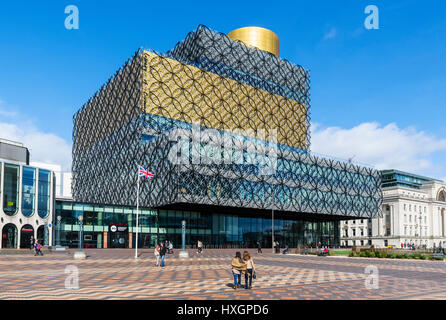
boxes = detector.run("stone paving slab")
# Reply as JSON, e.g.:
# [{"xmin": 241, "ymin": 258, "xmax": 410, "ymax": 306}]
[{"xmin": 0, "ymin": 249, "xmax": 445, "ymax": 300}]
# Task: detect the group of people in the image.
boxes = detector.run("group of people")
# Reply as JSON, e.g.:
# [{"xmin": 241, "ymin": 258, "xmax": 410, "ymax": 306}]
[
  {"xmin": 153, "ymin": 240, "xmax": 174, "ymax": 267},
  {"xmin": 231, "ymin": 251, "xmax": 256, "ymax": 290},
  {"xmin": 401, "ymin": 242, "xmax": 417, "ymax": 250},
  {"xmin": 30, "ymin": 236, "xmax": 43, "ymax": 256}
]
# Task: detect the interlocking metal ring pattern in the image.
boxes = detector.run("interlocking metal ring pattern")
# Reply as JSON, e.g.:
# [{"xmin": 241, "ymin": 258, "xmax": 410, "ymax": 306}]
[{"xmin": 72, "ymin": 25, "xmax": 382, "ymax": 219}]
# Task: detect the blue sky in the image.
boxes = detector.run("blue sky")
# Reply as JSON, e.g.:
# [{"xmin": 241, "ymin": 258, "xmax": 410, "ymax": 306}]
[{"xmin": 0, "ymin": 0, "xmax": 445, "ymax": 177}]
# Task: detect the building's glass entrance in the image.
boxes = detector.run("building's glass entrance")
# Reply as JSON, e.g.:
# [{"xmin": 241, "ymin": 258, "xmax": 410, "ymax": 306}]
[
  {"xmin": 2, "ymin": 224, "xmax": 17, "ymax": 248},
  {"xmin": 20, "ymin": 224, "xmax": 34, "ymax": 248},
  {"xmin": 108, "ymin": 224, "xmax": 128, "ymax": 248}
]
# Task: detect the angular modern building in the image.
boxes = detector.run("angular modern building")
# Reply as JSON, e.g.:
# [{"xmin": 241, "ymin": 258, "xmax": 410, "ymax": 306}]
[{"xmin": 69, "ymin": 25, "xmax": 382, "ymax": 249}]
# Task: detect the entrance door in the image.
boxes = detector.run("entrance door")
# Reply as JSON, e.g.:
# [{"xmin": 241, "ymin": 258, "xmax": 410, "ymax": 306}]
[
  {"xmin": 37, "ymin": 225, "xmax": 49, "ymax": 246},
  {"xmin": 20, "ymin": 225, "xmax": 34, "ymax": 248},
  {"xmin": 2, "ymin": 224, "xmax": 17, "ymax": 248},
  {"xmin": 108, "ymin": 224, "xmax": 128, "ymax": 248}
]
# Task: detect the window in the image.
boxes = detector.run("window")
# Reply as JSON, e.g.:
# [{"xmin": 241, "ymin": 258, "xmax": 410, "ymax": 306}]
[
  {"xmin": 404, "ymin": 214, "xmax": 407, "ymax": 223},
  {"xmin": 352, "ymin": 229, "xmax": 356, "ymax": 236},
  {"xmin": 3, "ymin": 164, "xmax": 19, "ymax": 216},
  {"xmin": 22, "ymin": 166, "xmax": 36, "ymax": 217},
  {"xmin": 409, "ymin": 215, "xmax": 412, "ymax": 223},
  {"xmin": 409, "ymin": 205, "xmax": 411, "ymax": 212},
  {"xmin": 360, "ymin": 229, "xmax": 364, "ymax": 236},
  {"xmin": 404, "ymin": 204, "xmax": 406, "ymax": 211},
  {"xmin": 37, "ymin": 169, "xmax": 51, "ymax": 218}
]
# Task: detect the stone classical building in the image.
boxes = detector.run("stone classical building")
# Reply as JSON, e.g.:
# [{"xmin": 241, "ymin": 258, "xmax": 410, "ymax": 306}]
[{"xmin": 341, "ymin": 170, "xmax": 446, "ymax": 248}]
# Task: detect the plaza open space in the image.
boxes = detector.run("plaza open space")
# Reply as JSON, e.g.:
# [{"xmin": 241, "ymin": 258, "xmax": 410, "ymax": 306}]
[{"xmin": 1, "ymin": 249, "xmax": 445, "ymax": 300}]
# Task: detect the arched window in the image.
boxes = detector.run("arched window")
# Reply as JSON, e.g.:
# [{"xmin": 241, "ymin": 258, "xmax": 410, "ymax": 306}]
[
  {"xmin": 437, "ymin": 190, "xmax": 446, "ymax": 202},
  {"xmin": 38, "ymin": 169, "xmax": 51, "ymax": 218},
  {"xmin": 2, "ymin": 224, "xmax": 18, "ymax": 248},
  {"xmin": 22, "ymin": 167, "xmax": 36, "ymax": 217},
  {"xmin": 3, "ymin": 164, "xmax": 19, "ymax": 216}
]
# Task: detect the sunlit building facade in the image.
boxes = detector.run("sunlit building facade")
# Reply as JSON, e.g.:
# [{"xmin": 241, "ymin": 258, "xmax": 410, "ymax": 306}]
[
  {"xmin": 67, "ymin": 25, "xmax": 382, "ymax": 249},
  {"xmin": 0, "ymin": 159, "xmax": 54, "ymax": 248},
  {"xmin": 341, "ymin": 170, "xmax": 446, "ymax": 248}
]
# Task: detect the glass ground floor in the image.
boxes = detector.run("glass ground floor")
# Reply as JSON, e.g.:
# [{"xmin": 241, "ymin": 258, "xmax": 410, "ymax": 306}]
[{"xmin": 55, "ymin": 200, "xmax": 341, "ymax": 249}]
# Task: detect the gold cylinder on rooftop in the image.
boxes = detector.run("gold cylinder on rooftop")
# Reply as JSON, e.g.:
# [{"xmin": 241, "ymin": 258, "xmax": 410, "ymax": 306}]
[{"xmin": 227, "ymin": 26, "xmax": 279, "ymax": 57}]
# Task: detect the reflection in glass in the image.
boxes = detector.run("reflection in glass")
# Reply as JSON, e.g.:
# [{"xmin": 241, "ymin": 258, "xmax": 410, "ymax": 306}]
[
  {"xmin": 38, "ymin": 169, "xmax": 51, "ymax": 218},
  {"xmin": 3, "ymin": 164, "xmax": 19, "ymax": 216},
  {"xmin": 55, "ymin": 200, "xmax": 340, "ymax": 249},
  {"xmin": 22, "ymin": 166, "xmax": 36, "ymax": 217}
]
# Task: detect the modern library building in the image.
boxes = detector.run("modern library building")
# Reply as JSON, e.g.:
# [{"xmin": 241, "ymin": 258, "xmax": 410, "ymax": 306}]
[
  {"xmin": 63, "ymin": 25, "xmax": 382, "ymax": 249},
  {"xmin": 0, "ymin": 26, "xmax": 383, "ymax": 249}
]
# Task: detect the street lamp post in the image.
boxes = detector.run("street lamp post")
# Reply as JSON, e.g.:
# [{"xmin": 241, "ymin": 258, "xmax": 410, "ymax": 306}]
[
  {"xmin": 78, "ymin": 215, "xmax": 83, "ymax": 251},
  {"xmin": 56, "ymin": 215, "xmax": 61, "ymax": 246},
  {"xmin": 74, "ymin": 215, "xmax": 86, "ymax": 260},
  {"xmin": 272, "ymin": 187, "xmax": 275, "ymax": 254},
  {"xmin": 179, "ymin": 220, "xmax": 189, "ymax": 258}
]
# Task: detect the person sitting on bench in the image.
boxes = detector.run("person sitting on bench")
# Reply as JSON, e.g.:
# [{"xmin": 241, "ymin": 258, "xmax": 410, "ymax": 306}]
[{"xmin": 282, "ymin": 245, "xmax": 289, "ymax": 254}]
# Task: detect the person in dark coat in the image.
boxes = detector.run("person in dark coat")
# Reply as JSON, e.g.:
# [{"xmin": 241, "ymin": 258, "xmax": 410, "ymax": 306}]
[
  {"xmin": 30, "ymin": 236, "xmax": 35, "ymax": 250},
  {"xmin": 159, "ymin": 243, "xmax": 167, "ymax": 267}
]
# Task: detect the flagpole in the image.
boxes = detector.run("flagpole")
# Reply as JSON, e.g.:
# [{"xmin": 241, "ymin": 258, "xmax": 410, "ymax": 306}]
[{"xmin": 135, "ymin": 167, "xmax": 140, "ymax": 259}]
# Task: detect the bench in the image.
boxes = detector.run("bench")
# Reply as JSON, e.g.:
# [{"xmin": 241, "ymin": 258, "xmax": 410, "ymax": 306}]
[
  {"xmin": 300, "ymin": 249, "xmax": 309, "ymax": 255},
  {"xmin": 317, "ymin": 251, "xmax": 329, "ymax": 256},
  {"xmin": 432, "ymin": 253, "xmax": 445, "ymax": 260}
]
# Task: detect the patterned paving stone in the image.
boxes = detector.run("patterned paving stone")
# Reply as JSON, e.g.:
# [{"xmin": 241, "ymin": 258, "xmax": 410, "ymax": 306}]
[{"xmin": 0, "ymin": 249, "xmax": 444, "ymax": 299}]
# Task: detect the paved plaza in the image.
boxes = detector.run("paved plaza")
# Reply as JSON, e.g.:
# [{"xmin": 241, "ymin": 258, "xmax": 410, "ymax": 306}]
[{"xmin": 0, "ymin": 249, "xmax": 445, "ymax": 300}]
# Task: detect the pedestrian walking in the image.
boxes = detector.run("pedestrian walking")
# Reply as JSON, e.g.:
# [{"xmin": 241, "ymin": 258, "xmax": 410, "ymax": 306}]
[
  {"xmin": 197, "ymin": 240, "xmax": 203, "ymax": 254},
  {"xmin": 154, "ymin": 243, "xmax": 161, "ymax": 266},
  {"xmin": 231, "ymin": 252, "xmax": 246, "ymax": 290},
  {"xmin": 257, "ymin": 241, "xmax": 262, "ymax": 254},
  {"xmin": 159, "ymin": 243, "xmax": 167, "ymax": 267},
  {"xmin": 243, "ymin": 251, "xmax": 256, "ymax": 289},
  {"xmin": 34, "ymin": 241, "xmax": 43, "ymax": 256}
]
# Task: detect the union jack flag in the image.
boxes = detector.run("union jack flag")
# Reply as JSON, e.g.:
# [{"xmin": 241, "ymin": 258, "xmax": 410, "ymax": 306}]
[{"xmin": 139, "ymin": 166, "xmax": 155, "ymax": 179}]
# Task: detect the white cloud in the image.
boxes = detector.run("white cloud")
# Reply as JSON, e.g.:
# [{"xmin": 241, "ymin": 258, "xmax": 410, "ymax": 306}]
[
  {"xmin": 323, "ymin": 27, "xmax": 337, "ymax": 40},
  {"xmin": 0, "ymin": 109, "xmax": 18, "ymax": 117},
  {"xmin": 0, "ymin": 100, "xmax": 18, "ymax": 117},
  {"xmin": 0, "ymin": 122, "xmax": 72, "ymax": 172},
  {"xmin": 311, "ymin": 122, "xmax": 446, "ymax": 176}
]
